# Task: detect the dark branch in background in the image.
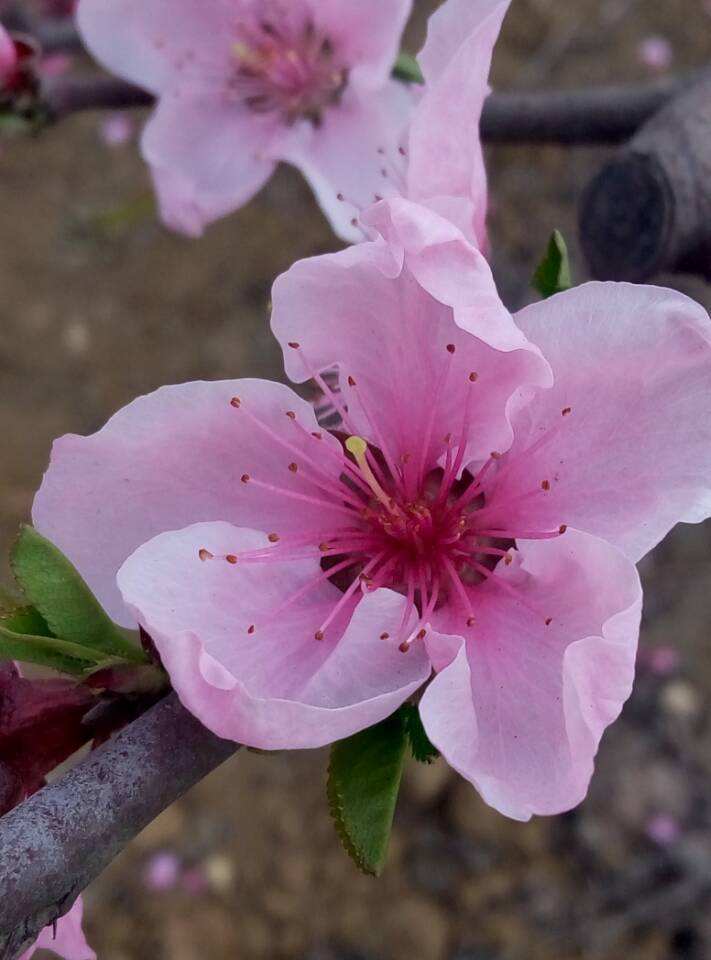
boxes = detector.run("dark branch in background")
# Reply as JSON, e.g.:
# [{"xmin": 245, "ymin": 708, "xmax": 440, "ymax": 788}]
[
  {"xmin": 580, "ymin": 73, "xmax": 711, "ymax": 281},
  {"xmin": 38, "ymin": 69, "xmax": 710, "ymax": 144},
  {"xmin": 0, "ymin": 693, "xmax": 237, "ymax": 960},
  {"xmin": 1, "ymin": 4, "xmax": 83, "ymax": 54},
  {"xmin": 482, "ymin": 69, "xmax": 708, "ymax": 144}
]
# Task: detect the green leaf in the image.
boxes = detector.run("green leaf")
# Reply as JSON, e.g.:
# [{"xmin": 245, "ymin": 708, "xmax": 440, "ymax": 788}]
[
  {"xmin": 327, "ymin": 712, "xmax": 408, "ymax": 876},
  {"xmin": 532, "ymin": 229, "xmax": 573, "ymax": 298},
  {"xmin": 400, "ymin": 703, "xmax": 440, "ymax": 764},
  {"xmin": 0, "ymin": 622, "xmax": 105, "ymax": 675},
  {"xmin": 11, "ymin": 526, "xmax": 146, "ymax": 663},
  {"xmin": 392, "ymin": 51, "xmax": 424, "ymax": 84}
]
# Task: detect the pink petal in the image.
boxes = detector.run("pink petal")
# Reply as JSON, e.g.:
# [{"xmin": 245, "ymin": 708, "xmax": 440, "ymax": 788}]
[
  {"xmin": 279, "ymin": 83, "xmax": 414, "ymax": 243},
  {"xmin": 142, "ymin": 95, "xmax": 276, "ymax": 236},
  {"xmin": 76, "ymin": 0, "xmax": 231, "ymax": 94},
  {"xmin": 362, "ymin": 198, "xmax": 536, "ymax": 352},
  {"xmin": 21, "ymin": 898, "xmax": 95, "ymax": 960},
  {"xmin": 33, "ymin": 379, "xmax": 345, "ymax": 626},
  {"xmin": 482, "ymin": 282, "xmax": 711, "ymax": 562},
  {"xmin": 271, "ymin": 211, "xmax": 550, "ymax": 470},
  {"xmin": 407, "ymin": 0, "xmax": 511, "ymax": 248},
  {"xmin": 117, "ymin": 522, "xmax": 431, "ymax": 749},
  {"xmin": 306, "ymin": 0, "xmax": 413, "ymax": 90},
  {"xmin": 420, "ymin": 529, "xmax": 642, "ymax": 820}
]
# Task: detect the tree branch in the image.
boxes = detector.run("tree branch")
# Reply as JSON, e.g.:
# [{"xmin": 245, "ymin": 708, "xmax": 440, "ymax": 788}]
[
  {"xmin": 38, "ymin": 70, "xmax": 710, "ymax": 143},
  {"xmin": 481, "ymin": 70, "xmax": 708, "ymax": 144},
  {"xmin": 0, "ymin": 693, "xmax": 237, "ymax": 960},
  {"xmin": 580, "ymin": 73, "xmax": 711, "ymax": 280}
]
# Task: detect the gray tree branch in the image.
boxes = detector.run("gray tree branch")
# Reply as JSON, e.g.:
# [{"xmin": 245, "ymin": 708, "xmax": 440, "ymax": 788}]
[
  {"xmin": 0, "ymin": 693, "xmax": 237, "ymax": 960},
  {"xmin": 37, "ymin": 70, "xmax": 710, "ymax": 144}
]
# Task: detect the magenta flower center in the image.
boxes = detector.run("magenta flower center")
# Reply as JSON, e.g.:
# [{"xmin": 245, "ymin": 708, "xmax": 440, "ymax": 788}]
[
  {"xmin": 207, "ymin": 343, "xmax": 567, "ymax": 651},
  {"xmin": 230, "ymin": 13, "xmax": 348, "ymax": 126}
]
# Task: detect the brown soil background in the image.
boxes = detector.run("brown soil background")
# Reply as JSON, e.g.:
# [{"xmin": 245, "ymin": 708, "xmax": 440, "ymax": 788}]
[{"xmin": 3, "ymin": 1, "xmax": 711, "ymax": 957}]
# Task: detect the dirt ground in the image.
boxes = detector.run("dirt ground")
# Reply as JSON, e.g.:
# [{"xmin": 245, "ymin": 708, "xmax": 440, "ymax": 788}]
[{"xmin": 3, "ymin": 0, "xmax": 711, "ymax": 958}]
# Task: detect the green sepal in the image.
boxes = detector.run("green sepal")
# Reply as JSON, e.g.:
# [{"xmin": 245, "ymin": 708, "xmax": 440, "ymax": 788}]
[
  {"xmin": 393, "ymin": 51, "xmax": 424, "ymax": 84},
  {"xmin": 532, "ymin": 229, "xmax": 573, "ymax": 298}
]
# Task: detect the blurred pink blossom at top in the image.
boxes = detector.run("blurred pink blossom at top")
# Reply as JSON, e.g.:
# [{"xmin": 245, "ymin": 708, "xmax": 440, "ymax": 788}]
[{"xmin": 76, "ymin": 0, "xmax": 508, "ymax": 246}]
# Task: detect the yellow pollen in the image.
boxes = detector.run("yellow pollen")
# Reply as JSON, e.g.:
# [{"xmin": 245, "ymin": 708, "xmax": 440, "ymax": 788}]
[{"xmin": 345, "ymin": 435, "xmax": 396, "ymax": 514}]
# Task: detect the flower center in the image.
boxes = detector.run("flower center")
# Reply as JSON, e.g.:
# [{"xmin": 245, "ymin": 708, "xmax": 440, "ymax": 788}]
[
  {"xmin": 229, "ymin": 13, "xmax": 348, "ymax": 126},
  {"xmin": 204, "ymin": 344, "xmax": 568, "ymax": 651}
]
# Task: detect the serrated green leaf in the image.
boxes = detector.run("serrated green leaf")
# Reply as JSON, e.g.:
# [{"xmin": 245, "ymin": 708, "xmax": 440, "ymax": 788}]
[
  {"xmin": 400, "ymin": 703, "xmax": 440, "ymax": 764},
  {"xmin": 532, "ymin": 229, "xmax": 573, "ymax": 299},
  {"xmin": 327, "ymin": 712, "xmax": 408, "ymax": 876},
  {"xmin": 0, "ymin": 622, "xmax": 104, "ymax": 675},
  {"xmin": 11, "ymin": 526, "xmax": 145, "ymax": 663},
  {"xmin": 393, "ymin": 51, "xmax": 424, "ymax": 84}
]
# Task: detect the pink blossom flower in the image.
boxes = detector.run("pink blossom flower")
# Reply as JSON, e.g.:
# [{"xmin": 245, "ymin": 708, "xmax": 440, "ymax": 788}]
[
  {"xmin": 76, "ymin": 0, "xmax": 414, "ymax": 238},
  {"xmin": 75, "ymin": 0, "xmax": 508, "ymax": 244},
  {"xmin": 33, "ymin": 200, "xmax": 711, "ymax": 818},
  {"xmin": 20, "ymin": 899, "xmax": 95, "ymax": 960}
]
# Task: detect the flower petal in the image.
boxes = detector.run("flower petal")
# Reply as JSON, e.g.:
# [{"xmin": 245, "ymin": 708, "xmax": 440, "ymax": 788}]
[
  {"xmin": 407, "ymin": 0, "xmax": 511, "ymax": 248},
  {"xmin": 308, "ymin": 0, "xmax": 413, "ymax": 90},
  {"xmin": 117, "ymin": 522, "xmax": 431, "ymax": 749},
  {"xmin": 33, "ymin": 379, "xmax": 345, "ymax": 626},
  {"xmin": 21, "ymin": 898, "xmax": 95, "ymax": 960},
  {"xmin": 482, "ymin": 282, "xmax": 711, "ymax": 562},
  {"xmin": 272, "ymin": 211, "xmax": 550, "ymax": 470},
  {"xmin": 142, "ymin": 95, "xmax": 276, "ymax": 235},
  {"xmin": 76, "ymin": 0, "xmax": 231, "ymax": 94},
  {"xmin": 279, "ymin": 84, "xmax": 414, "ymax": 243},
  {"xmin": 420, "ymin": 528, "xmax": 642, "ymax": 819}
]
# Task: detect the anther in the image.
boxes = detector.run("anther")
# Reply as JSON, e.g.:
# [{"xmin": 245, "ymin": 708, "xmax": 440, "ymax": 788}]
[
  {"xmin": 380, "ymin": 632, "xmax": 390, "ymax": 640},
  {"xmin": 286, "ymin": 410, "xmax": 296, "ymax": 420},
  {"xmin": 268, "ymin": 533, "xmax": 280, "ymax": 543},
  {"xmin": 347, "ymin": 375, "xmax": 356, "ymax": 386},
  {"xmin": 311, "ymin": 431, "xmax": 322, "ymax": 439},
  {"xmin": 241, "ymin": 474, "xmax": 250, "ymax": 483},
  {"xmin": 545, "ymin": 617, "xmax": 553, "ymax": 626},
  {"xmin": 226, "ymin": 555, "xmax": 238, "ymax": 565},
  {"xmin": 315, "ymin": 630, "xmax": 325, "ymax": 641},
  {"xmin": 319, "ymin": 542, "xmax": 331, "ymax": 552},
  {"xmin": 467, "ymin": 616, "xmax": 476, "ymax": 626},
  {"xmin": 288, "ymin": 462, "xmax": 299, "ymax": 473},
  {"xmin": 490, "ymin": 451, "xmax": 502, "ymax": 460},
  {"xmin": 562, "ymin": 407, "xmax": 572, "ymax": 416},
  {"xmin": 504, "ymin": 555, "xmax": 513, "ymax": 566},
  {"xmin": 541, "ymin": 480, "xmax": 551, "ymax": 491},
  {"xmin": 198, "ymin": 548, "xmax": 214, "ymax": 561},
  {"xmin": 336, "ymin": 193, "xmax": 344, "ymax": 201},
  {"xmin": 469, "ymin": 372, "xmax": 478, "ymax": 382},
  {"xmin": 559, "ymin": 524, "xmax": 567, "ymax": 534},
  {"xmin": 247, "ymin": 624, "xmax": 256, "ymax": 635},
  {"xmin": 288, "ymin": 341, "xmax": 300, "ymax": 349},
  {"xmin": 446, "ymin": 343, "xmax": 456, "ymax": 354},
  {"xmin": 230, "ymin": 397, "xmax": 241, "ymax": 408}
]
